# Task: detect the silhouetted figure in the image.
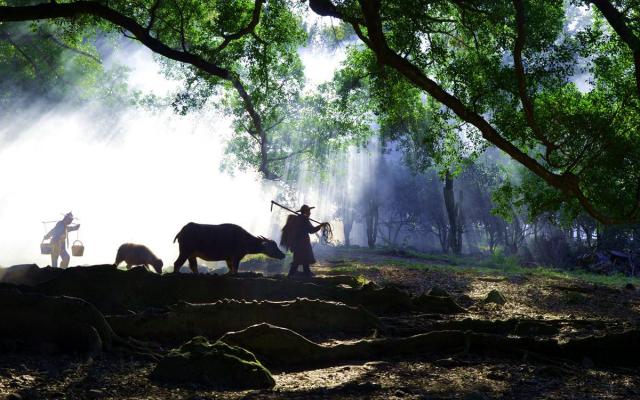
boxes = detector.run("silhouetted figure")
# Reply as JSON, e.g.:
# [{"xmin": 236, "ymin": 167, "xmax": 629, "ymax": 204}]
[
  {"xmin": 43, "ymin": 212, "xmax": 80, "ymax": 268},
  {"xmin": 281, "ymin": 205, "xmax": 328, "ymax": 277}
]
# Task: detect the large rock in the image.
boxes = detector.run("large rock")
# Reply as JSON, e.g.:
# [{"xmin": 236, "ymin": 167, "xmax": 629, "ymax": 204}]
[
  {"xmin": 151, "ymin": 336, "xmax": 275, "ymax": 389},
  {"xmin": 483, "ymin": 289, "xmax": 507, "ymax": 305},
  {"xmin": 107, "ymin": 298, "xmax": 382, "ymax": 342}
]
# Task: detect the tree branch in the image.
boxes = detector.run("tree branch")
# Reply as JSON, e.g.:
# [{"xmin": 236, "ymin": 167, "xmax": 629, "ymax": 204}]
[
  {"xmin": 0, "ymin": 1, "xmax": 271, "ymax": 178},
  {"xmin": 0, "ymin": 31, "xmax": 39, "ymax": 75},
  {"xmin": 147, "ymin": 0, "xmax": 161, "ymax": 31},
  {"xmin": 590, "ymin": 0, "xmax": 640, "ymax": 97},
  {"xmin": 37, "ymin": 29, "xmax": 101, "ymax": 63},
  {"xmin": 511, "ymin": 0, "xmax": 554, "ymax": 150},
  {"xmin": 214, "ymin": 0, "xmax": 264, "ymax": 55},
  {"xmin": 307, "ymin": 0, "xmax": 632, "ymax": 224},
  {"xmin": 267, "ymin": 147, "xmax": 311, "ymax": 163}
]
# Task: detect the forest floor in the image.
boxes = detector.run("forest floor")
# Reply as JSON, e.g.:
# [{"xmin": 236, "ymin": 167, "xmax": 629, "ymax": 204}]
[{"xmin": 1, "ymin": 247, "xmax": 640, "ymax": 400}]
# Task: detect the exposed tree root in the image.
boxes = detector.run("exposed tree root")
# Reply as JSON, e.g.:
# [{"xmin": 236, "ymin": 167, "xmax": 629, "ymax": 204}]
[
  {"xmin": 221, "ymin": 323, "xmax": 640, "ymax": 371},
  {"xmin": 0, "ymin": 288, "xmax": 159, "ymax": 359},
  {"xmin": 8, "ymin": 265, "xmax": 464, "ymax": 315},
  {"xmin": 106, "ymin": 298, "xmax": 383, "ymax": 342},
  {"xmin": 385, "ymin": 317, "xmax": 561, "ymax": 337}
]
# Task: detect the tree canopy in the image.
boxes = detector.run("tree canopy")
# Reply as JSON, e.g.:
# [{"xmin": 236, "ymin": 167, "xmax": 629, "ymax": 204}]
[{"xmin": 1, "ymin": 0, "xmax": 639, "ymax": 224}]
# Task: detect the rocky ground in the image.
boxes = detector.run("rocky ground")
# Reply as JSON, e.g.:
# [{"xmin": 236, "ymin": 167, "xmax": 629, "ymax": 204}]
[{"xmin": 1, "ymin": 247, "xmax": 639, "ymax": 400}]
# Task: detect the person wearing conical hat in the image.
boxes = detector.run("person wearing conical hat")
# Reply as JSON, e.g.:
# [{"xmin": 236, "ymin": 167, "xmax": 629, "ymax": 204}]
[
  {"xmin": 281, "ymin": 204, "xmax": 328, "ymax": 277},
  {"xmin": 43, "ymin": 212, "xmax": 80, "ymax": 268}
]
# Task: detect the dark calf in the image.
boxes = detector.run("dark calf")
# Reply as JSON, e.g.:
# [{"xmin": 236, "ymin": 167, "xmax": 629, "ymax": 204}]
[{"xmin": 172, "ymin": 222, "xmax": 285, "ymax": 274}]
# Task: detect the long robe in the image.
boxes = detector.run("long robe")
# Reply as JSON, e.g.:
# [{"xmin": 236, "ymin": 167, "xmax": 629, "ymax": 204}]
[{"xmin": 290, "ymin": 214, "xmax": 322, "ymax": 265}]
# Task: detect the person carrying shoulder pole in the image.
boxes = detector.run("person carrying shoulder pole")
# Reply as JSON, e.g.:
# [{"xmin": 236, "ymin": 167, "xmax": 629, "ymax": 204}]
[
  {"xmin": 43, "ymin": 211, "xmax": 80, "ymax": 268},
  {"xmin": 280, "ymin": 204, "xmax": 328, "ymax": 277}
]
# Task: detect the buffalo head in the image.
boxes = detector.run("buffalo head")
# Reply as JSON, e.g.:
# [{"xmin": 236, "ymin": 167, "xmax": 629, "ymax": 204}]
[
  {"xmin": 152, "ymin": 259, "xmax": 164, "ymax": 274},
  {"xmin": 258, "ymin": 236, "xmax": 286, "ymax": 259}
]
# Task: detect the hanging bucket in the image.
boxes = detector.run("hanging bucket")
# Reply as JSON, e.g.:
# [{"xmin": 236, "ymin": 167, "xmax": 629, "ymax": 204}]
[
  {"xmin": 71, "ymin": 240, "xmax": 85, "ymax": 257},
  {"xmin": 40, "ymin": 239, "xmax": 53, "ymax": 255}
]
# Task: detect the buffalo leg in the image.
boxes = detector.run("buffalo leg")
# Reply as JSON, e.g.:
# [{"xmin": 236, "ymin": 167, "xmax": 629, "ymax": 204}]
[
  {"xmin": 232, "ymin": 258, "xmax": 241, "ymax": 274},
  {"xmin": 188, "ymin": 257, "xmax": 198, "ymax": 274},
  {"xmin": 225, "ymin": 259, "xmax": 233, "ymax": 274},
  {"xmin": 173, "ymin": 253, "xmax": 188, "ymax": 273}
]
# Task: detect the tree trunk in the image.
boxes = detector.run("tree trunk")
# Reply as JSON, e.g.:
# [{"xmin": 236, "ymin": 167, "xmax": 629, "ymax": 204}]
[
  {"xmin": 366, "ymin": 201, "xmax": 379, "ymax": 249},
  {"xmin": 443, "ymin": 172, "xmax": 463, "ymax": 255},
  {"xmin": 343, "ymin": 216, "xmax": 353, "ymax": 247},
  {"xmin": 438, "ymin": 223, "xmax": 448, "ymax": 253}
]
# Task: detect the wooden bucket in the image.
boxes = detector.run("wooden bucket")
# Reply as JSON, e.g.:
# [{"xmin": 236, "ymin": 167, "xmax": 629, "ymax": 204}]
[
  {"xmin": 40, "ymin": 239, "xmax": 53, "ymax": 255},
  {"xmin": 71, "ymin": 240, "xmax": 85, "ymax": 257}
]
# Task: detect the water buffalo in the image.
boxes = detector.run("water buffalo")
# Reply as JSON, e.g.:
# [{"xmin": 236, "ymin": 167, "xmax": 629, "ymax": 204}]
[
  {"xmin": 172, "ymin": 222, "xmax": 285, "ymax": 274},
  {"xmin": 114, "ymin": 243, "xmax": 163, "ymax": 273}
]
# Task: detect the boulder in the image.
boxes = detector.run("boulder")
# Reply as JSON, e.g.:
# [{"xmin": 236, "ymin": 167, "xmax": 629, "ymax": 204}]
[
  {"xmin": 151, "ymin": 336, "xmax": 275, "ymax": 389},
  {"xmin": 483, "ymin": 289, "xmax": 507, "ymax": 305}
]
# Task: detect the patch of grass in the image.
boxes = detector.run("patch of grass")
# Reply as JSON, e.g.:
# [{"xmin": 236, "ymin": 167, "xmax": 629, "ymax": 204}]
[
  {"xmin": 243, "ymin": 254, "xmax": 272, "ymax": 262},
  {"xmin": 331, "ymin": 246, "xmax": 640, "ymax": 288},
  {"xmin": 355, "ymin": 274, "xmax": 370, "ymax": 286},
  {"xmin": 372, "ymin": 246, "xmax": 465, "ymax": 265},
  {"xmin": 375, "ymin": 251, "xmax": 640, "ymax": 289},
  {"xmin": 329, "ymin": 262, "xmax": 377, "ymax": 275},
  {"xmin": 528, "ymin": 267, "xmax": 640, "ymax": 288},
  {"xmin": 384, "ymin": 259, "xmax": 505, "ymax": 276}
]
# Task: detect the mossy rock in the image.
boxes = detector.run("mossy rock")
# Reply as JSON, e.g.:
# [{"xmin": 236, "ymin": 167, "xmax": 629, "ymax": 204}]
[
  {"xmin": 483, "ymin": 289, "xmax": 507, "ymax": 305},
  {"xmin": 151, "ymin": 336, "xmax": 275, "ymax": 389}
]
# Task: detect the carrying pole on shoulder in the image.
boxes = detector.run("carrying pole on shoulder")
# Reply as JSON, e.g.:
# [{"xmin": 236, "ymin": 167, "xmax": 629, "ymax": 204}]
[{"xmin": 270, "ymin": 200, "xmax": 322, "ymax": 224}]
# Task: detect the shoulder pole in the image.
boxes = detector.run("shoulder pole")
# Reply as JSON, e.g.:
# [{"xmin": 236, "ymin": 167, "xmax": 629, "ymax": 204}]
[{"xmin": 270, "ymin": 200, "xmax": 323, "ymax": 225}]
